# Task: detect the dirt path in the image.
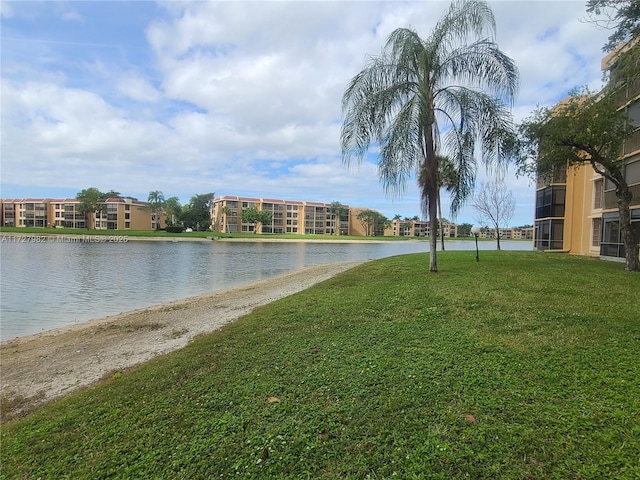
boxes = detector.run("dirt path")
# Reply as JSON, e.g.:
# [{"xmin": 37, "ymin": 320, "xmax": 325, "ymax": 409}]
[{"xmin": 1, "ymin": 261, "xmax": 363, "ymax": 421}]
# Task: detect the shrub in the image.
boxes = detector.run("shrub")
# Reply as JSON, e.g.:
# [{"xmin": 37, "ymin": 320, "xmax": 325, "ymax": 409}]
[{"xmin": 165, "ymin": 226, "xmax": 184, "ymax": 233}]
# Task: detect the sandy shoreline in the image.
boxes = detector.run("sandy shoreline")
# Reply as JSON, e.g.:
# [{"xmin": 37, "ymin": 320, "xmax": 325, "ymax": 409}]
[{"xmin": 0, "ymin": 261, "xmax": 364, "ymax": 420}]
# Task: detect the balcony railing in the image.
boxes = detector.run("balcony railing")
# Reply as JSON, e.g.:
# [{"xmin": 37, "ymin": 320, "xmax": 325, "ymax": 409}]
[
  {"xmin": 623, "ymin": 128, "xmax": 640, "ymax": 156},
  {"xmin": 611, "ymin": 77, "xmax": 640, "ymax": 107}
]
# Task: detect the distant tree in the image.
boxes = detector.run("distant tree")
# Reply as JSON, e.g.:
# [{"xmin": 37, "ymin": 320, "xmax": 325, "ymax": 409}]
[
  {"xmin": 328, "ymin": 201, "xmax": 349, "ymax": 235},
  {"xmin": 240, "ymin": 206, "xmax": 272, "ymax": 233},
  {"xmin": 147, "ymin": 190, "xmax": 165, "ymax": 230},
  {"xmin": 458, "ymin": 222, "xmax": 473, "ymax": 237},
  {"xmin": 76, "ymin": 187, "xmax": 105, "ymax": 229},
  {"xmin": 182, "ymin": 193, "xmax": 214, "ymax": 231},
  {"xmin": 164, "ymin": 197, "xmax": 182, "ymax": 226},
  {"xmin": 471, "ymin": 181, "xmax": 515, "ymax": 250},
  {"xmin": 393, "ymin": 213, "xmax": 402, "ymax": 220},
  {"xmin": 102, "ymin": 190, "xmax": 122, "ymax": 199},
  {"xmin": 356, "ymin": 209, "xmax": 389, "ymax": 236},
  {"xmin": 518, "ymin": 88, "xmax": 639, "ymax": 271}
]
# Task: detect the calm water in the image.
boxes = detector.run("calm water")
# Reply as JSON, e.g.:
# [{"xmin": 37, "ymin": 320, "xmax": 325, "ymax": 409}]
[{"xmin": 0, "ymin": 239, "xmax": 531, "ymax": 339}]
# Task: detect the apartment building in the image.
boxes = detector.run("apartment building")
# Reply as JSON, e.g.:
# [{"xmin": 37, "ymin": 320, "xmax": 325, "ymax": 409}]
[
  {"xmin": 478, "ymin": 226, "xmax": 534, "ymax": 240},
  {"xmin": 509, "ymin": 227, "xmax": 534, "ymax": 240},
  {"xmin": 385, "ymin": 218, "xmax": 459, "ymax": 238},
  {"xmin": 534, "ymin": 44, "xmax": 640, "ymax": 259},
  {"xmin": 1, "ymin": 197, "xmax": 164, "ymax": 230},
  {"xmin": 211, "ymin": 196, "xmax": 350, "ymax": 235},
  {"xmin": 1, "ymin": 199, "xmax": 53, "ymax": 228}
]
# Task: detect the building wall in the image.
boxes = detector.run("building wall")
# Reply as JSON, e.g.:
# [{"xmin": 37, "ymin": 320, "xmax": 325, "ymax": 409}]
[
  {"xmin": 564, "ymin": 164, "xmax": 599, "ymax": 257},
  {"xmin": 212, "ymin": 196, "xmax": 350, "ymax": 235},
  {"xmin": 534, "ymin": 43, "xmax": 640, "ymax": 260},
  {"xmin": 385, "ymin": 219, "xmax": 458, "ymax": 238},
  {"xmin": 1, "ymin": 198, "xmax": 164, "ymax": 230}
]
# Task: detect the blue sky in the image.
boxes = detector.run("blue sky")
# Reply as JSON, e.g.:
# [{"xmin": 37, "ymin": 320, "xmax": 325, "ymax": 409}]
[{"xmin": 1, "ymin": 1, "xmax": 612, "ymax": 226}]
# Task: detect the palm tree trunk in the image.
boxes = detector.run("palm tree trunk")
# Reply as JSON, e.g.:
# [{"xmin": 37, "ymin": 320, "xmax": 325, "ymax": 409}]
[
  {"xmin": 429, "ymin": 194, "xmax": 438, "ymax": 272},
  {"xmin": 438, "ymin": 191, "xmax": 445, "ymax": 251},
  {"xmin": 423, "ymin": 115, "xmax": 438, "ymax": 272}
]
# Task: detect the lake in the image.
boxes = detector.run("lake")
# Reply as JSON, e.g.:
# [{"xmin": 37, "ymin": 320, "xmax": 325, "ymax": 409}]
[{"xmin": 0, "ymin": 238, "xmax": 532, "ymax": 339}]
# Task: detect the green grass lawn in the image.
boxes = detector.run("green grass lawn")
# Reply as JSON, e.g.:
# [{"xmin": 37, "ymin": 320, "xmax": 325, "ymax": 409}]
[{"xmin": 2, "ymin": 251, "xmax": 639, "ymax": 479}]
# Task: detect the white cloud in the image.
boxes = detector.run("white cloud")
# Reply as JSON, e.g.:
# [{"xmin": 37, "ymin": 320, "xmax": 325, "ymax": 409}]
[
  {"xmin": 116, "ymin": 72, "xmax": 161, "ymax": 103},
  {"xmin": 60, "ymin": 9, "xmax": 83, "ymax": 23},
  {"xmin": 0, "ymin": 1, "xmax": 615, "ymax": 225},
  {"xmin": 0, "ymin": 1, "xmax": 14, "ymax": 18}
]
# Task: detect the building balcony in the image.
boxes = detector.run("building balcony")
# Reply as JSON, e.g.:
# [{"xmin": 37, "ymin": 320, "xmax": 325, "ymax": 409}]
[{"xmin": 623, "ymin": 128, "xmax": 640, "ymax": 156}]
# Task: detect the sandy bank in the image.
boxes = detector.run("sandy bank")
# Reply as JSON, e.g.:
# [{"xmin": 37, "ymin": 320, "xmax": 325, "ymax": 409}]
[{"xmin": 1, "ymin": 261, "xmax": 364, "ymax": 420}]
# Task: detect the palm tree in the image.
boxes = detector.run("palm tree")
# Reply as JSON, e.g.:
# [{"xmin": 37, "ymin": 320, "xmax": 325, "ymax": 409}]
[
  {"xmin": 147, "ymin": 190, "xmax": 165, "ymax": 230},
  {"xmin": 220, "ymin": 206, "xmax": 232, "ymax": 232},
  {"xmin": 341, "ymin": 0, "xmax": 519, "ymax": 272}
]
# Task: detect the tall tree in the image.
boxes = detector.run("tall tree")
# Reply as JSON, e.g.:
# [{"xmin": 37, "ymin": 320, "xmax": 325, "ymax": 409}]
[
  {"xmin": 182, "ymin": 193, "xmax": 214, "ymax": 231},
  {"xmin": 356, "ymin": 209, "xmax": 389, "ymax": 236},
  {"xmin": 471, "ymin": 181, "xmax": 515, "ymax": 250},
  {"xmin": 147, "ymin": 190, "xmax": 165, "ymax": 230},
  {"xmin": 518, "ymin": 88, "xmax": 639, "ymax": 271},
  {"xmin": 76, "ymin": 187, "xmax": 104, "ymax": 229},
  {"xmin": 458, "ymin": 222, "xmax": 473, "ymax": 237},
  {"xmin": 164, "ymin": 196, "xmax": 182, "ymax": 226},
  {"xmin": 240, "ymin": 206, "xmax": 272, "ymax": 234},
  {"xmin": 328, "ymin": 201, "xmax": 349, "ymax": 235},
  {"xmin": 341, "ymin": 0, "xmax": 518, "ymax": 272},
  {"xmin": 102, "ymin": 190, "xmax": 122, "ymax": 199}
]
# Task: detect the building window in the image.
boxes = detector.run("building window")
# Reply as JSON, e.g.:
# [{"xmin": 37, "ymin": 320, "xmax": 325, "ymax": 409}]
[
  {"xmin": 592, "ymin": 218, "xmax": 602, "ymax": 247},
  {"xmin": 601, "ymin": 214, "xmax": 623, "ymax": 258},
  {"xmin": 535, "ymin": 186, "xmax": 565, "ymax": 219},
  {"xmin": 535, "ymin": 219, "xmax": 564, "ymax": 250},
  {"xmin": 626, "ymin": 159, "xmax": 640, "ymax": 185},
  {"xmin": 594, "ymin": 179, "xmax": 603, "ymax": 209},
  {"xmin": 125, "ymin": 213, "xmax": 130, "ymax": 219}
]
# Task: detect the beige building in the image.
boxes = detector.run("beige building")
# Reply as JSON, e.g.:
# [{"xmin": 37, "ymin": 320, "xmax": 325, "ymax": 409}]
[
  {"xmin": 478, "ymin": 226, "xmax": 534, "ymax": 240},
  {"xmin": 1, "ymin": 197, "xmax": 164, "ymax": 230},
  {"xmin": 385, "ymin": 218, "xmax": 458, "ymax": 238},
  {"xmin": 212, "ymin": 195, "xmax": 472, "ymax": 238},
  {"xmin": 534, "ymin": 44, "xmax": 640, "ymax": 260},
  {"xmin": 211, "ymin": 196, "xmax": 350, "ymax": 235}
]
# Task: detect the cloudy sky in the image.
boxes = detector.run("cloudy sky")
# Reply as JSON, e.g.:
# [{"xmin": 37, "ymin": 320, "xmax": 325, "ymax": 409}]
[{"xmin": 1, "ymin": 0, "xmax": 613, "ymax": 226}]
